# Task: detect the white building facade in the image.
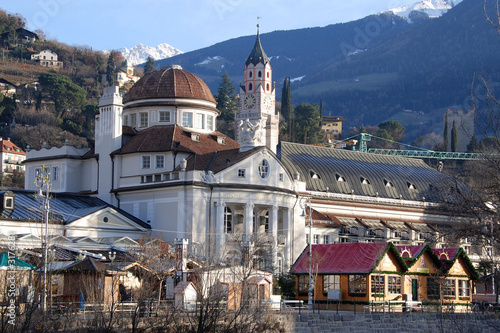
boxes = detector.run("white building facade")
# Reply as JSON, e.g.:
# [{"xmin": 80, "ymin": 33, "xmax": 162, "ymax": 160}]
[{"xmin": 23, "ymin": 30, "xmax": 475, "ymax": 274}]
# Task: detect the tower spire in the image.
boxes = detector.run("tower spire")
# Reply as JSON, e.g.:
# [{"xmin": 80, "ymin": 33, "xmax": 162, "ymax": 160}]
[{"xmin": 245, "ymin": 23, "xmax": 269, "ymax": 66}]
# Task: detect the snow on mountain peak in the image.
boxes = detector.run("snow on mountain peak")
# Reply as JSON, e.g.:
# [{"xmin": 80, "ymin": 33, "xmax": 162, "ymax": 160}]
[
  {"xmin": 119, "ymin": 43, "xmax": 183, "ymax": 66},
  {"xmin": 387, "ymin": 0, "xmax": 462, "ymax": 20}
]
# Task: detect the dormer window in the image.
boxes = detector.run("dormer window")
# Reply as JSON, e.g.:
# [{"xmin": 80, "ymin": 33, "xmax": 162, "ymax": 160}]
[
  {"xmin": 4, "ymin": 196, "xmax": 13, "ymax": 209},
  {"xmin": 407, "ymin": 182, "xmax": 417, "ymax": 190},
  {"xmin": 361, "ymin": 177, "xmax": 370, "ymax": 185},
  {"xmin": 310, "ymin": 170, "xmax": 321, "ymax": 179},
  {"xmin": 336, "ymin": 174, "xmax": 346, "ymax": 182},
  {"xmin": 191, "ymin": 133, "xmax": 200, "ymax": 142},
  {"xmin": 217, "ymin": 136, "xmax": 226, "ymax": 145},
  {"xmin": 384, "ymin": 179, "xmax": 394, "ymax": 187}
]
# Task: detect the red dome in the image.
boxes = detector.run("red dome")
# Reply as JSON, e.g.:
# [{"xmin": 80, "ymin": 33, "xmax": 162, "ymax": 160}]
[{"xmin": 124, "ymin": 66, "xmax": 216, "ymax": 104}]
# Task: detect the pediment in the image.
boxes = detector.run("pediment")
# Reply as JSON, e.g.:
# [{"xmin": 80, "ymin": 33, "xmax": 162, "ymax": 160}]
[{"xmin": 67, "ymin": 207, "xmax": 148, "ymax": 231}]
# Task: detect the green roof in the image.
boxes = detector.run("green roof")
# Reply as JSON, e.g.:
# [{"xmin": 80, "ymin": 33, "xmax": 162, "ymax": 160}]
[{"xmin": 0, "ymin": 252, "xmax": 36, "ymax": 270}]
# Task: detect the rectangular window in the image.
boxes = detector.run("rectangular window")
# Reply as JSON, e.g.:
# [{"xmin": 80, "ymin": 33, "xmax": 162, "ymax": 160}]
[
  {"xmin": 194, "ymin": 113, "xmax": 205, "ymax": 129},
  {"xmin": 387, "ymin": 276, "xmax": 401, "ymax": 294},
  {"xmin": 298, "ymin": 275, "xmax": 314, "ymax": 295},
  {"xmin": 371, "ymin": 275, "xmax": 385, "ymax": 296},
  {"xmin": 349, "ymin": 275, "xmax": 367, "ymax": 295},
  {"xmin": 427, "ymin": 278, "xmax": 440, "ymax": 299},
  {"xmin": 182, "ymin": 112, "xmax": 193, "ymax": 127},
  {"xmin": 306, "ymin": 234, "xmax": 310, "ymax": 244},
  {"xmin": 313, "ymin": 234, "xmax": 320, "ymax": 244},
  {"xmin": 207, "ymin": 115, "xmax": 214, "ymax": 131},
  {"xmin": 51, "ymin": 166, "xmax": 59, "ymax": 181},
  {"xmin": 323, "ymin": 235, "xmax": 329, "ymax": 244},
  {"xmin": 458, "ymin": 280, "xmax": 470, "ymax": 297},
  {"xmin": 139, "ymin": 112, "xmax": 148, "ymax": 127},
  {"xmin": 155, "ymin": 155, "xmax": 164, "ymax": 169},
  {"xmin": 279, "ymin": 173, "xmax": 284, "ymax": 182},
  {"xmin": 130, "ymin": 113, "xmax": 137, "ymax": 127},
  {"xmin": 238, "ymin": 169, "xmax": 246, "ymax": 178},
  {"xmin": 323, "ymin": 275, "xmax": 340, "ymax": 295},
  {"xmin": 159, "ymin": 111, "xmax": 171, "ymax": 122},
  {"xmin": 443, "ymin": 279, "xmax": 456, "ymax": 298},
  {"xmin": 142, "ymin": 156, "xmax": 151, "ymax": 169},
  {"xmin": 123, "ymin": 115, "xmax": 128, "ymax": 126}
]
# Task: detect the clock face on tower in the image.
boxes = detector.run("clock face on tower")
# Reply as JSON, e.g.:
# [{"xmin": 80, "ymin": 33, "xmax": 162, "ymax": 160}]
[
  {"xmin": 244, "ymin": 94, "xmax": 256, "ymax": 109},
  {"xmin": 263, "ymin": 96, "xmax": 274, "ymax": 109}
]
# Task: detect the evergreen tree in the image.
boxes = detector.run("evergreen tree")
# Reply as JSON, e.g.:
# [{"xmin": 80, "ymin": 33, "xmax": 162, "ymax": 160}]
[
  {"xmin": 451, "ymin": 120, "xmax": 458, "ymax": 152},
  {"xmin": 106, "ymin": 52, "xmax": 116, "ymax": 86},
  {"xmin": 281, "ymin": 77, "xmax": 293, "ymax": 139},
  {"xmin": 293, "ymin": 103, "xmax": 325, "ymax": 144},
  {"xmin": 467, "ymin": 133, "xmax": 480, "ymax": 152},
  {"xmin": 215, "ymin": 72, "xmax": 238, "ymax": 138},
  {"xmin": 443, "ymin": 112, "xmax": 449, "ymax": 152},
  {"xmin": 144, "ymin": 56, "xmax": 155, "ymax": 74}
]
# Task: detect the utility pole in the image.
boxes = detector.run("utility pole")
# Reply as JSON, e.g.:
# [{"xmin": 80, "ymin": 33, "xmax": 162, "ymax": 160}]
[
  {"xmin": 301, "ymin": 196, "xmax": 313, "ymax": 310},
  {"xmin": 35, "ymin": 166, "xmax": 51, "ymax": 313}
]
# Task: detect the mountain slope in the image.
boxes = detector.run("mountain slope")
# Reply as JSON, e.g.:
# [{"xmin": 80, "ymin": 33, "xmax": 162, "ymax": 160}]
[
  {"xmin": 297, "ymin": 0, "xmax": 500, "ymax": 138},
  {"xmin": 156, "ymin": 13, "xmax": 414, "ymax": 92}
]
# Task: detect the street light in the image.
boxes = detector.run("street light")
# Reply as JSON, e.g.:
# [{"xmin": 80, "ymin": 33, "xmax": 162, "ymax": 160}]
[
  {"xmin": 300, "ymin": 196, "xmax": 313, "ymax": 310},
  {"xmin": 35, "ymin": 165, "xmax": 51, "ymax": 313}
]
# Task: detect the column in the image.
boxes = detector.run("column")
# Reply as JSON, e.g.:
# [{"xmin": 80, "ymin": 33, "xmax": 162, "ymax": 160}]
[
  {"xmin": 215, "ymin": 202, "xmax": 226, "ymax": 259},
  {"xmin": 244, "ymin": 203, "xmax": 254, "ymax": 242},
  {"xmin": 284, "ymin": 207, "xmax": 292, "ymax": 270},
  {"xmin": 270, "ymin": 205, "xmax": 278, "ymax": 272}
]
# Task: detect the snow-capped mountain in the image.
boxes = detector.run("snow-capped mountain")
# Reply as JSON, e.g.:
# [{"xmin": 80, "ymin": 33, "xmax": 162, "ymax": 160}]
[
  {"xmin": 119, "ymin": 43, "xmax": 183, "ymax": 66},
  {"xmin": 387, "ymin": 0, "xmax": 462, "ymax": 20}
]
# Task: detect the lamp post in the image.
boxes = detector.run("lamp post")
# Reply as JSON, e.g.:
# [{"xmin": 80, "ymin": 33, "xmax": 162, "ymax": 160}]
[
  {"xmin": 300, "ymin": 196, "xmax": 313, "ymax": 310},
  {"xmin": 35, "ymin": 166, "xmax": 50, "ymax": 313}
]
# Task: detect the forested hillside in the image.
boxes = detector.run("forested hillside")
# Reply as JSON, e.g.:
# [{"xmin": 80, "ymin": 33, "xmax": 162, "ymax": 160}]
[{"xmin": 0, "ymin": 9, "xmax": 131, "ymax": 150}]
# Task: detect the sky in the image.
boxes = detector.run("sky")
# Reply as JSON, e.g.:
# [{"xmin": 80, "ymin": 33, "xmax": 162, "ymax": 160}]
[{"xmin": 3, "ymin": 0, "xmax": 418, "ymax": 52}]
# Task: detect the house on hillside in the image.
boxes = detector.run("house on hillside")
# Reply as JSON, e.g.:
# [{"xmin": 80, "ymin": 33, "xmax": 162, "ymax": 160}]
[
  {"xmin": 101, "ymin": 60, "xmax": 140, "ymax": 88},
  {"xmin": 1, "ymin": 28, "xmax": 38, "ymax": 47},
  {"xmin": 31, "ymin": 49, "xmax": 63, "ymax": 69},
  {"xmin": 0, "ymin": 78, "xmax": 17, "ymax": 97},
  {"xmin": 321, "ymin": 115, "xmax": 345, "ymax": 142},
  {"xmin": 0, "ymin": 137, "xmax": 25, "ymax": 175}
]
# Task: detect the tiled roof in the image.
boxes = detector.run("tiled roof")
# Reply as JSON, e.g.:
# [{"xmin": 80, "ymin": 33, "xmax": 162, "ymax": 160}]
[
  {"xmin": 115, "ymin": 125, "xmax": 239, "ymax": 156},
  {"xmin": 124, "ymin": 67, "xmax": 216, "ymax": 104},
  {"xmin": 1, "ymin": 139, "xmax": 25, "ymax": 155},
  {"xmin": 278, "ymin": 141, "xmax": 462, "ymax": 201},
  {"xmin": 290, "ymin": 242, "xmax": 406, "ymax": 275}
]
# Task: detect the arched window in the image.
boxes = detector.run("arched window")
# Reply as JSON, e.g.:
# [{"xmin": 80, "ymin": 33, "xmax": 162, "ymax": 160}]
[
  {"xmin": 249, "ymin": 83, "xmax": 253, "ymax": 91},
  {"xmin": 267, "ymin": 72, "xmax": 270, "ymax": 78},
  {"xmin": 224, "ymin": 206, "xmax": 232, "ymax": 233},
  {"xmin": 258, "ymin": 71, "xmax": 262, "ymax": 78},
  {"xmin": 266, "ymin": 83, "xmax": 270, "ymax": 91},
  {"xmin": 249, "ymin": 71, "xmax": 253, "ymax": 78}
]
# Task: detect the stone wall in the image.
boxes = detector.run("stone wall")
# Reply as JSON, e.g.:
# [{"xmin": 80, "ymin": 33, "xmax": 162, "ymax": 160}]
[{"xmin": 292, "ymin": 312, "xmax": 499, "ymax": 333}]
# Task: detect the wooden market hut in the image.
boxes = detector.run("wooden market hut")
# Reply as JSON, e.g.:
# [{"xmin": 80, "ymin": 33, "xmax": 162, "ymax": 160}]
[{"xmin": 290, "ymin": 242, "xmax": 408, "ymax": 303}]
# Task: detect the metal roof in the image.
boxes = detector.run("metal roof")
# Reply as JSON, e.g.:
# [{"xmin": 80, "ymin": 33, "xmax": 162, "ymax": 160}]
[
  {"xmin": 0, "ymin": 189, "xmax": 150, "ymax": 229},
  {"xmin": 278, "ymin": 142, "xmax": 459, "ymax": 201}
]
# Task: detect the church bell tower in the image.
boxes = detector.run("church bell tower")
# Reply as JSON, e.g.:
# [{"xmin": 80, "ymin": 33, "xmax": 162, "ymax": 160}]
[{"xmin": 236, "ymin": 25, "xmax": 279, "ymax": 153}]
